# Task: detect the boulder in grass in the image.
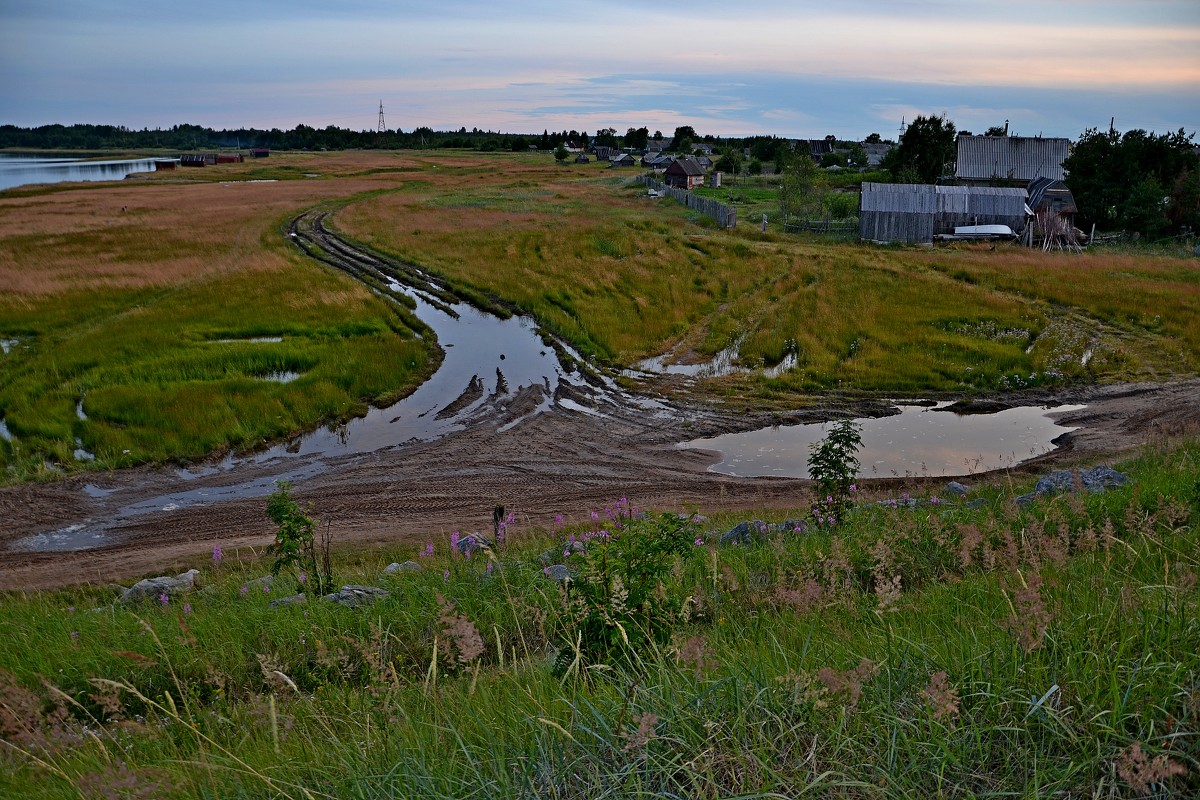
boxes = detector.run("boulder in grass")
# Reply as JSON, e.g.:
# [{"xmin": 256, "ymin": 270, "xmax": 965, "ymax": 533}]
[
  {"xmin": 383, "ymin": 561, "xmax": 422, "ymax": 575},
  {"xmin": 543, "ymin": 564, "xmax": 572, "ymax": 583},
  {"xmin": 945, "ymin": 481, "xmax": 971, "ymax": 497},
  {"xmin": 323, "ymin": 585, "xmax": 389, "ymax": 608},
  {"xmin": 1018, "ymin": 466, "xmax": 1131, "ymax": 506},
  {"xmin": 119, "ymin": 569, "xmax": 200, "ymax": 605},
  {"xmin": 269, "ymin": 593, "xmax": 308, "ymax": 608},
  {"xmin": 454, "ymin": 532, "xmax": 493, "ymax": 555},
  {"xmin": 720, "ymin": 520, "xmax": 769, "ymax": 547}
]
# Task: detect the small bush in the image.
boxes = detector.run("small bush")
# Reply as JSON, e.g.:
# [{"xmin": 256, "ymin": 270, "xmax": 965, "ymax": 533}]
[{"xmin": 556, "ymin": 511, "xmax": 697, "ymax": 674}]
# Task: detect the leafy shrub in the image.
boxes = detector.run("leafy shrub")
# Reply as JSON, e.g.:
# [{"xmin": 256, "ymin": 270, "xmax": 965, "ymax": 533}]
[
  {"xmin": 265, "ymin": 481, "xmax": 333, "ymax": 595},
  {"xmin": 556, "ymin": 512, "xmax": 697, "ymax": 675},
  {"xmin": 807, "ymin": 420, "xmax": 862, "ymax": 524}
]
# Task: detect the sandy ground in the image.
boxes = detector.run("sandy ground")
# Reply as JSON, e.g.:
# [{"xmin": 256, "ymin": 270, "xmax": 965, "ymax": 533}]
[{"xmin": 2, "ymin": 375, "xmax": 1198, "ymax": 592}]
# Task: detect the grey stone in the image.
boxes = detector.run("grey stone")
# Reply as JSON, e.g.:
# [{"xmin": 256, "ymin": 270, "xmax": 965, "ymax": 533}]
[
  {"xmin": 720, "ymin": 519, "xmax": 769, "ymax": 546},
  {"xmin": 770, "ymin": 518, "xmax": 808, "ymax": 534},
  {"xmin": 119, "ymin": 569, "xmax": 200, "ymax": 605},
  {"xmin": 1019, "ymin": 465, "xmax": 1130, "ymax": 506},
  {"xmin": 269, "ymin": 593, "xmax": 308, "ymax": 608},
  {"xmin": 543, "ymin": 564, "xmax": 571, "ymax": 582},
  {"xmin": 945, "ymin": 481, "xmax": 970, "ymax": 496},
  {"xmin": 322, "ymin": 585, "xmax": 389, "ymax": 608},
  {"xmin": 454, "ymin": 532, "xmax": 493, "ymax": 555},
  {"xmin": 245, "ymin": 575, "xmax": 274, "ymax": 591},
  {"xmin": 383, "ymin": 561, "xmax": 422, "ymax": 574}
]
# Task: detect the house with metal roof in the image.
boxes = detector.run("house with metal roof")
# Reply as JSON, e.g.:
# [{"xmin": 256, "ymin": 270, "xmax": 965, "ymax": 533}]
[
  {"xmin": 859, "ymin": 182, "xmax": 1029, "ymax": 244},
  {"xmin": 955, "ymin": 135, "xmax": 1070, "ymax": 184}
]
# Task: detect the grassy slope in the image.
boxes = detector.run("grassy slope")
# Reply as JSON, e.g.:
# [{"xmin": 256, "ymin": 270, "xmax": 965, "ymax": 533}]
[
  {"xmin": 336, "ymin": 153, "xmax": 1199, "ymax": 396},
  {"xmin": 0, "ymin": 441, "xmax": 1196, "ymax": 797},
  {"xmin": 2, "ymin": 150, "xmax": 1197, "ymax": 481},
  {"xmin": 0, "ymin": 158, "xmax": 437, "ymax": 482}
]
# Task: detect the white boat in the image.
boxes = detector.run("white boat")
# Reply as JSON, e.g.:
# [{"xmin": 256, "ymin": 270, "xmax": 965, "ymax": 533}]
[{"xmin": 954, "ymin": 224, "xmax": 1016, "ymax": 238}]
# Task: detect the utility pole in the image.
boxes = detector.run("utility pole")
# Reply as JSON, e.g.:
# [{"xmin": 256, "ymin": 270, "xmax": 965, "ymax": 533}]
[{"xmin": 377, "ymin": 101, "xmax": 386, "ymax": 134}]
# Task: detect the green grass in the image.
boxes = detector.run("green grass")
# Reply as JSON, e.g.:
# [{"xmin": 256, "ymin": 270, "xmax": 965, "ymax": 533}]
[
  {"xmin": 0, "ymin": 253, "xmax": 433, "ymax": 481},
  {"xmin": 1, "ymin": 441, "xmax": 1197, "ymax": 797}
]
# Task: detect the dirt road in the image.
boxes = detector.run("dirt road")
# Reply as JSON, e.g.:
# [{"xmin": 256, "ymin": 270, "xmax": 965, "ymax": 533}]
[{"xmin": 2, "ymin": 376, "xmax": 1198, "ymax": 592}]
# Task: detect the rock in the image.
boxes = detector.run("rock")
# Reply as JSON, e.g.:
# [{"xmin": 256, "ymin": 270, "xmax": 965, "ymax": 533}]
[
  {"xmin": 770, "ymin": 518, "xmax": 808, "ymax": 534},
  {"xmin": 454, "ymin": 532, "xmax": 493, "ymax": 555},
  {"xmin": 322, "ymin": 585, "xmax": 389, "ymax": 608},
  {"xmin": 119, "ymin": 569, "xmax": 200, "ymax": 605},
  {"xmin": 269, "ymin": 593, "xmax": 307, "ymax": 608},
  {"xmin": 383, "ymin": 561, "xmax": 421, "ymax": 575},
  {"xmin": 945, "ymin": 481, "xmax": 970, "ymax": 497},
  {"xmin": 1018, "ymin": 466, "xmax": 1130, "ymax": 506},
  {"xmin": 245, "ymin": 575, "xmax": 274, "ymax": 591},
  {"xmin": 543, "ymin": 564, "xmax": 571, "ymax": 582},
  {"xmin": 720, "ymin": 519, "xmax": 769, "ymax": 546}
]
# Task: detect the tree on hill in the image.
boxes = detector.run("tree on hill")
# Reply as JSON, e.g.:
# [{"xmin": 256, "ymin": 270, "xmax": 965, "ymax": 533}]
[{"xmin": 882, "ymin": 114, "xmax": 957, "ymax": 183}]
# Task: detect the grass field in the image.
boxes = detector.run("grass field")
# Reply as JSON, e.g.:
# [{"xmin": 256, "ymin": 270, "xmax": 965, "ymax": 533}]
[
  {"xmin": 0, "ymin": 440, "xmax": 1196, "ymax": 797},
  {"xmin": 2, "ymin": 150, "xmax": 1198, "ymax": 482}
]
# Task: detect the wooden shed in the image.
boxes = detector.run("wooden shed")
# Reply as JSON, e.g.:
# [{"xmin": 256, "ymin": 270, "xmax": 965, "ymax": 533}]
[
  {"xmin": 664, "ymin": 157, "xmax": 705, "ymax": 189},
  {"xmin": 859, "ymin": 183, "xmax": 1028, "ymax": 244}
]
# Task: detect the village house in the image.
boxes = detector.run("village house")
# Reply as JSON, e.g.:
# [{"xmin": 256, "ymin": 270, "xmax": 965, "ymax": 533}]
[
  {"xmin": 608, "ymin": 152, "xmax": 636, "ymax": 167},
  {"xmin": 955, "ymin": 135, "xmax": 1070, "ymax": 185},
  {"xmin": 663, "ymin": 157, "xmax": 706, "ymax": 189}
]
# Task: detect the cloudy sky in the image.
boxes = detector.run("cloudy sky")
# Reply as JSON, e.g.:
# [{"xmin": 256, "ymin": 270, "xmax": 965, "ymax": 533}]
[{"xmin": 2, "ymin": 0, "xmax": 1197, "ymax": 140}]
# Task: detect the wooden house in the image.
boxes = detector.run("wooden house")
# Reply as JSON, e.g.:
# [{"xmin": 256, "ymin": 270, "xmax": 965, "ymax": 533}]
[
  {"xmin": 955, "ymin": 135, "xmax": 1070, "ymax": 184},
  {"xmin": 860, "ymin": 182, "xmax": 1028, "ymax": 244},
  {"xmin": 664, "ymin": 157, "xmax": 706, "ymax": 189},
  {"xmin": 608, "ymin": 153, "xmax": 636, "ymax": 167}
]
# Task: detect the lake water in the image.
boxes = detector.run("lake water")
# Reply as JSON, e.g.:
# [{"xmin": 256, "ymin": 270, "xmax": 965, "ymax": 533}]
[
  {"xmin": 681, "ymin": 402, "xmax": 1085, "ymax": 479},
  {"xmin": 0, "ymin": 154, "xmax": 162, "ymax": 191}
]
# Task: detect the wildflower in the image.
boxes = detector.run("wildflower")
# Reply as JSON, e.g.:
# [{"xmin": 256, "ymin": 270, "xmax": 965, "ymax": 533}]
[
  {"xmin": 422, "ymin": 543, "xmax": 434, "ymax": 558},
  {"xmin": 183, "ymin": 603, "xmax": 192, "ymax": 616},
  {"xmin": 69, "ymin": 630, "xmax": 79, "ymax": 641},
  {"xmin": 158, "ymin": 592, "xmax": 169, "ymax": 607},
  {"xmin": 622, "ymin": 712, "xmax": 659, "ymax": 754},
  {"xmin": 298, "ymin": 572, "xmax": 306, "ymax": 584},
  {"xmin": 922, "ymin": 671, "xmax": 961, "ymax": 722},
  {"xmin": 849, "ymin": 484, "xmax": 857, "ymax": 493},
  {"xmin": 240, "ymin": 585, "xmax": 249, "ymax": 597},
  {"xmin": 450, "ymin": 531, "xmax": 460, "ymax": 552},
  {"xmin": 554, "ymin": 513, "xmax": 564, "ymax": 527},
  {"xmin": 694, "ymin": 537, "xmax": 704, "ymax": 546},
  {"xmin": 212, "ymin": 545, "xmax": 223, "ymax": 564},
  {"xmin": 263, "ymin": 583, "xmax": 270, "ymax": 594},
  {"xmin": 443, "ymin": 570, "xmax": 450, "ymax": 583},
  {"xmin": 67, "ymin": 606, "xmax": 75, "ymax": 613},
  {"xmin": 1115, "ymin": 742, "xmax": 1187, "ymax": 795}
]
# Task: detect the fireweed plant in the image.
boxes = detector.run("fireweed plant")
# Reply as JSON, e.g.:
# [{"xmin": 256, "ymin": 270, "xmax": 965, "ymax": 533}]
[{"xmin": 554, "ymin": 500, "xmax": 697, "ymax": 676}]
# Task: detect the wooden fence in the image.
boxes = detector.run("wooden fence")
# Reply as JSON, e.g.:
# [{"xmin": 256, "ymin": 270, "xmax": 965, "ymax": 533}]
[{"xmin": 638, "ymin": 176, "xmax": 737, "ymax": 229}]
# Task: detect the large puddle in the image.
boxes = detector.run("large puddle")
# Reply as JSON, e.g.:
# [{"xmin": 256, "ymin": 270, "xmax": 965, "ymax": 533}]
[{"xmin": 681, "ymin": 403, "xmax": 1085, "ymax": 479}]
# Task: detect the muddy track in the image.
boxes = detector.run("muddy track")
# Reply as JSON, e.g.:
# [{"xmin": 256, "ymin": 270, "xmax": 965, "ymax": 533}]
[{"xmin": 3, "ymin": 211, "xmax": 1199, "ymax": 592}]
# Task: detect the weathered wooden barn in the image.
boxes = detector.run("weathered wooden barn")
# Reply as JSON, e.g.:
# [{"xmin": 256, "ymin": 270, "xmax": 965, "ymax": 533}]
[
  {"xmin": 859, "ymin": 183, "xmax": 1029, "ymax": 244},
  {"xmin": 664, "ymin": 157, "xmax": 705, "ymax": 189},
  {"xmin": 955, "ymin": 135, "xmax": 1070, "ymax": 184}
]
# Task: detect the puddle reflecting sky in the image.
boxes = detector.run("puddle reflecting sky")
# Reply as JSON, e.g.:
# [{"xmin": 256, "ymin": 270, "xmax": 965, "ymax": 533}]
[{"xmin": 681, "ymin": 403, "xmax": 1085, "ymax": 478}]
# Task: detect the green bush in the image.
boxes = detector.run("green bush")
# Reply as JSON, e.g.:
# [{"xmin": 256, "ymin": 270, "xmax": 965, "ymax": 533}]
[{"xmin": 556, "ymin": 510, "xmax": 698, "ymax": 674}]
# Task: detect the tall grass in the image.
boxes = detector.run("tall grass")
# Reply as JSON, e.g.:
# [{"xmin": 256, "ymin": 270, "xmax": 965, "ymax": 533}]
[{"xmin": 1, "ymin": 441, "xmax": 1196, "ymax": 797}]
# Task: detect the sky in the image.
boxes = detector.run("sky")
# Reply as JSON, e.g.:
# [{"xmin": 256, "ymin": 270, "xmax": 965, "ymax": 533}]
[{"xmin": 2, "ymin": 0, "xmax": 1198, "ymax": 141}]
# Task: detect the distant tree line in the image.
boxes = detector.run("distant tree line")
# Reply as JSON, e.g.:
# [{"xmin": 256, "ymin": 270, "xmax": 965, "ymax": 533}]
[{"xmin": 0, "ymin": 123, "xmax": 594, "ymax": 153}]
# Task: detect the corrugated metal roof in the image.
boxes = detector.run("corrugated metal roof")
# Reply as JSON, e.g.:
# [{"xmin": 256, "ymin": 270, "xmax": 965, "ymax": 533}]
[
  {"xmin": 955, "ymin": 136, "xmax": 1069, "ymax": 182},
  {"xmin": 859, "ymin": 182, "xmax": 1029, "ymax": 243}
]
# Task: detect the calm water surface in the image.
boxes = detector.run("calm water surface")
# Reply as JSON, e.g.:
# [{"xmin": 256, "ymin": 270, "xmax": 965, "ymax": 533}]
[
  {"xmin": 0, "ymin": 154, "xmax": 161, "ymax": 191},
  {"xmin": 682, "ymin": 403, "xmax": 1085, "ymax": 479}
]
